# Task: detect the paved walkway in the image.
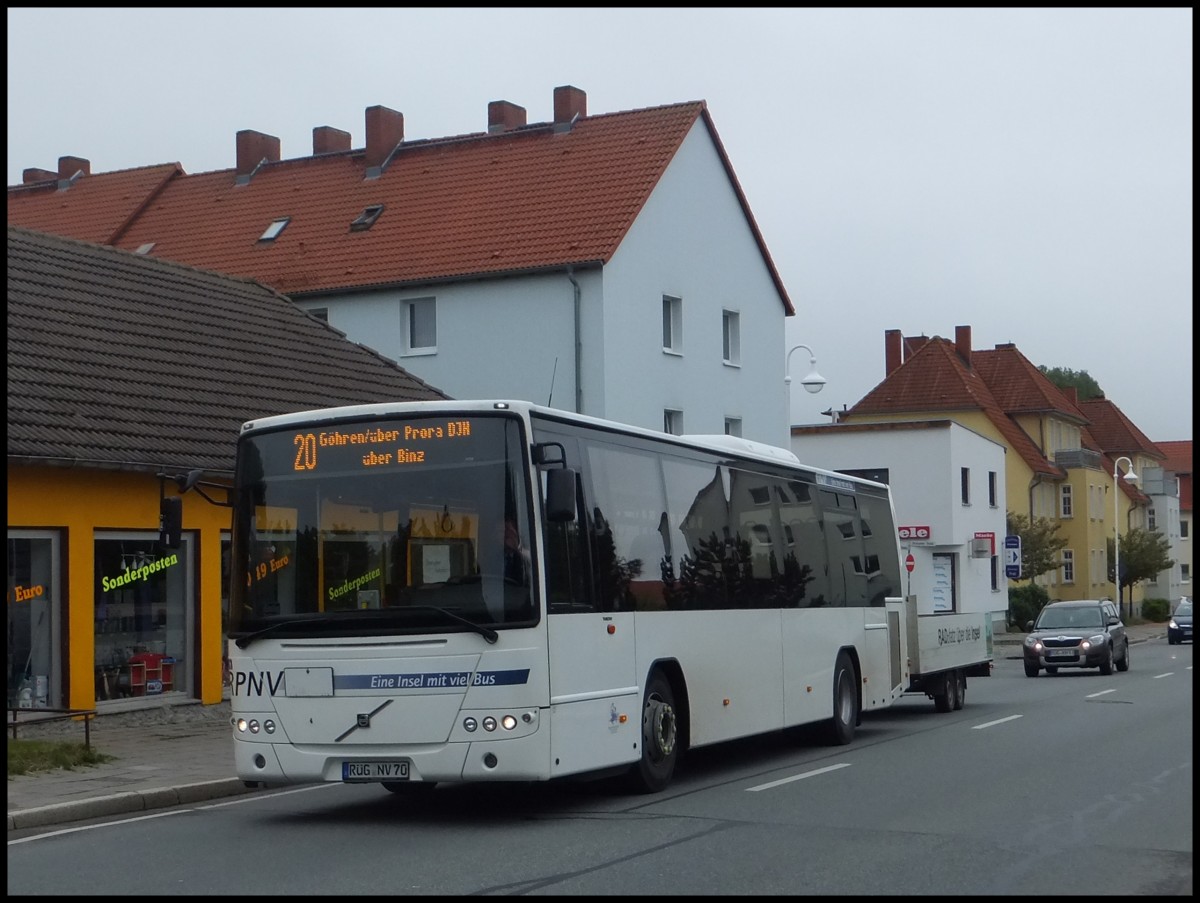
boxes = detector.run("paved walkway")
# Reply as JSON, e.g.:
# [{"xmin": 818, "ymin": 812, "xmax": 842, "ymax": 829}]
[{"xmin": 7, "ymin": 623, "xmax": 1166, "ymax": 832}]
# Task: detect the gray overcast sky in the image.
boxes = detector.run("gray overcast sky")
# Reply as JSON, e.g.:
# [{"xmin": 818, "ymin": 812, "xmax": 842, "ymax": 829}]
[{"xmin": 8, "ymin": 8, "xmax": 1193, "ymax": 441}]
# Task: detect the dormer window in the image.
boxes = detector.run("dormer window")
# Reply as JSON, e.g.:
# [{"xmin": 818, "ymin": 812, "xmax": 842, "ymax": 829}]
[
  {"xmin": 350, "ymin": 204, "xmax": 384, "ymax": 232},
  {"xmin": 259, "ymin": 217, "xmax": 290, "ymax": 242}
]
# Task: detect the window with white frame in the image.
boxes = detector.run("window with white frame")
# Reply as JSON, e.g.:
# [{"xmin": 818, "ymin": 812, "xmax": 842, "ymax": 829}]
[
  {"xmin": 1061, "ymin": 549, "xmax": 1075, "ymax": 583},
  {"xmin": 1182, "ymin": 520, "xmax": 1190, "ymax": 539},
  {"xmin": 1148, "ymin": 507, "xmax": 1157, "ymax": 531},
  {"xmin": 960, "ymin": 467, "xmax": 970, "ymax": 505},
  {"xmin": 722, "ymin": 309, "xmax": 740, "ymax": 365},
  {"xmin": 724, "ymin": 417, "xmax": 742, "ymax": 437},
  {"xmin": 402, "ymin": 298, "xmax": 436, "ymax": 354},
  {"xmin": 662, "ymin": 295, "xmax": 682, "ymax": 354},
  {"xmin": 1060, "ymin": 484, "xmax": 1073, "ymax": 518},
  {"xmin": 988, "ymin": 471, "xmax": 998, "ymax": 507},
  {"xmin": 1182, "ymin": 563, "xmax": 1191, "ymax": 583},
  {"xmin": 663, "ymin": 409, "xmax": 683, "ymax": 435}
]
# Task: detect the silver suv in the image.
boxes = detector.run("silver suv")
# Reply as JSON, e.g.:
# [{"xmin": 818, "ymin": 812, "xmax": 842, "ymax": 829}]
[{"xmin": 1022, "ymin": 599, "xmax": 1130, "ymax": 677}]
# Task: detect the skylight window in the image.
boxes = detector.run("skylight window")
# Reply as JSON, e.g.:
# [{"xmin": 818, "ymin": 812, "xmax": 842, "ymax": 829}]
[
  {"xmin": 350, "ymin": 204, "xmax": 384, "ymax": 232},
  {"xmin": 259, "ymin": 217, "xmax": 290, "ymax": 242}
]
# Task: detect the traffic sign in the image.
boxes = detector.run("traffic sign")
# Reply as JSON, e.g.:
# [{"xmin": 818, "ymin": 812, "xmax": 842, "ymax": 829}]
[
  {"xmin": 905, "ymin": 553, "xmax": 915, "ymax": 573},
  {"xmin": 1004, "ymin": 535, "xmax": 1022, "ymax": 579}
]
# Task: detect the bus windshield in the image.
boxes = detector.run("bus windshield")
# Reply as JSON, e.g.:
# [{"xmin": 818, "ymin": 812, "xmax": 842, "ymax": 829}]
[{"xmin": 227, "ymin": 412, "xmax": 536, "ymax": 641}]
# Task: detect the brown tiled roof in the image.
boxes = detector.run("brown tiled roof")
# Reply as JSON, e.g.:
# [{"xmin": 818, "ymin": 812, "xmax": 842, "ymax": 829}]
[
  {"xmin": 844, "ymin": 337, "xmax": 1062, "ymax": 478},
  {"xmin": 7, "ymin": 97, "xmax": 795, "ymax": 314},
  {"xmin": 1077, "ymin": 397, "xmax": 1166, "ymax": 462},
  {"xmin": 7, "ymin": 226, "xmax": 449, "ymax": 475},
  {"xmin": 971, "ymin": 344, "xmax": 1087, "ymax": 422}
]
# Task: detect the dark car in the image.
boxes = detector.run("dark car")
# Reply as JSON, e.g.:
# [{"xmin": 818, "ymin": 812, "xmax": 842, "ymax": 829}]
[
  {"xmin": 1023, "ymin": 599, "xmax": 1130, "ymax": 677},
  {"xmin": 1167, "ymin": 597, "xmax": 1192, "ymax": 645}
]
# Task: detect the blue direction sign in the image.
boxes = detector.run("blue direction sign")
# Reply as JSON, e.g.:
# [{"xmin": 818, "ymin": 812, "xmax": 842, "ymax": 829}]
[{"xmin": 1004, "ymin": 535, "xmax": 1022, "ymax": 579}]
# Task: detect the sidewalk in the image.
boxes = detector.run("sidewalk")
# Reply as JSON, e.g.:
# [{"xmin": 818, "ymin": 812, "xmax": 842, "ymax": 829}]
[{"xmin": 7, "ymin": 623, "xmax": 1166, "ymax": 832}]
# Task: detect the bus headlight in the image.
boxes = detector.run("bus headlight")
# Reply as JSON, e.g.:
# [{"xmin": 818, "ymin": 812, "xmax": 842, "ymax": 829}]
[{"xmin": 501, "ymin": 715, "xmax": 518, "ymax": 731}]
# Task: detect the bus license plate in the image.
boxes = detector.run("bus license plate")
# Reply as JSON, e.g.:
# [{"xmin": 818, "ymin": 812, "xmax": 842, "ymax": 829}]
[{"xmin": 342, "ymin": 761, "xmax": 410, "ymax": 782}]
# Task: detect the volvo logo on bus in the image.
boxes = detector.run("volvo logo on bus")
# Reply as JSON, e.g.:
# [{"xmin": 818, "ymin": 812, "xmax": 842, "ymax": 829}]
[{"xmin": 898, "ymin": 525, "xmax": 931, "ymax": 540}]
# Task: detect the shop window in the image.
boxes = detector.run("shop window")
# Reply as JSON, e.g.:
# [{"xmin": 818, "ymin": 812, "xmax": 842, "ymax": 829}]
[
  {"xmin": 93, "ymin": 533, "xmax": 192, "ymax": 704},
  {"xmin": 7, "ymin": 532, "xmax": 61, "ymax": 709}
]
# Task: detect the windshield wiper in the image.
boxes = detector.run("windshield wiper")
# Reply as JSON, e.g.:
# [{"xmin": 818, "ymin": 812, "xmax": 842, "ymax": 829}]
[
  {"xmin": 234, "ymin": 606, "xmax": 498, "ymax": 649},
  {"xmin": 405, "ymin": 605, "xmax": 499, "ymax": 644}
]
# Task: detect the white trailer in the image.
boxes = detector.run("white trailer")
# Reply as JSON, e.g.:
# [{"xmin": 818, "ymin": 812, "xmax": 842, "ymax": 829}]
[{"xmin": 903, "ymin": 600, "xmax": 994, "ymax": 712}]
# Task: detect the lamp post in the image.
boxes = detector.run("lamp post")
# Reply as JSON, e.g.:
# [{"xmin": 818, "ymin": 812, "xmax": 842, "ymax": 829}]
[
  {"xmin": 785, "ymin": 344, "xmax": 826, "ymax": 427},
  {"xmin": 1112, "ymin": 455, "xmax": 1138, "ymax": 620}
]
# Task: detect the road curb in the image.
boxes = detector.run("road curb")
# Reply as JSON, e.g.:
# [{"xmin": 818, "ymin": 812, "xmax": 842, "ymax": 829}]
[{"xmin": 7, "ymin": 778, "xmax": 258, "ymax": 832}]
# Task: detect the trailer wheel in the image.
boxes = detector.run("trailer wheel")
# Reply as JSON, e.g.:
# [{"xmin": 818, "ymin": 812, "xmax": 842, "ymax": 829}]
[
  {"xmin": 952, "ymin": 670, "xmax": 966, "ymax": 711},
  {"xmin": 933, "ymin": 671, "xmax": 955, "ymax": 713},
  {"xmin": 626, "ymin": 670, "xmax": 678, "ymax": 794},
  {"xmin": 824, "ymin": 652, "xmax": 858, "ymax": 745}
]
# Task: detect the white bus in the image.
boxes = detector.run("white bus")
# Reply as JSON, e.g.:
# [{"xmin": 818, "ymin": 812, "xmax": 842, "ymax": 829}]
[{"xmin": 227, "ymin": 399, "xmax": 917, "ymax": 795}]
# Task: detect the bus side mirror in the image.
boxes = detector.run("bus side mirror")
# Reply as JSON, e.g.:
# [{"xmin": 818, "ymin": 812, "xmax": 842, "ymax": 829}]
[
  {"xmin": 545, "ymin": 468, "xmax": 577, "ymax": 522},
  {"xmin": 160, "ymin": 496, "xmax": 183, "ymax": 548}
]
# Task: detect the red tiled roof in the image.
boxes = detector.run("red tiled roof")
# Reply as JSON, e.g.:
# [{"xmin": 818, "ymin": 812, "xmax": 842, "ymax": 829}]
[
  {"xmin": 1156, "ymin": 440, "xmax": 1193, "ymax": 476},
  {"xmin": 844, "ymin": 337, "xmax": 1062, "ymax": 478},
  {"xmin": 7, "ymin": 99, "xmax": 795, "ymax": 313},
  {"xmin": 7, "ymin": 164, "xmax": 182, "ymax": 246}
]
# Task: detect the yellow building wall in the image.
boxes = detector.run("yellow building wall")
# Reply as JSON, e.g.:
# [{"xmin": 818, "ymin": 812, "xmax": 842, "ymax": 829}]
[{"xmin": 7, "ymin": 463, "xmax": 229, "ymax": 707}]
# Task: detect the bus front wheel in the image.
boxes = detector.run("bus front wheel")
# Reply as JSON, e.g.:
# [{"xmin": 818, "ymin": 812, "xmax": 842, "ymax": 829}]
[{"xmin": 627, "ymin": 670, "xmax": 678, "ymax": 794}]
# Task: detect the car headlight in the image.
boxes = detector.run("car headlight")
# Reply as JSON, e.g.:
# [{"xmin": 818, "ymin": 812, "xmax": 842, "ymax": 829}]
[
  {"xmin": 1023, "ymin": 636, "xmax": 1037, "ymax": 647},
  {"xmin": 1087, "ymin": 634, "xmax": 1106, "ymax": 645},
  {"xmin": 1169, "ymin": 618, "xmax": 1178, "ymax": 628}
]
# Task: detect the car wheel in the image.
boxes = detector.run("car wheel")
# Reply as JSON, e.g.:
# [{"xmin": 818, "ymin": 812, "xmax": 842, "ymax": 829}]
[
  {"xmin": 952, "ymin": 670, "xmax": 966, "ymax": 711},
  {"xmin": 1024, "ymin": 660, "xmax": 1039, "ymax": 678},
  {"xmin": 626, "ymin": 669, "xmax": 679, "ymax": 794},
  {"xmin": 823, "ymin": 652, "xmax": 859, "ymax": 744},
  {"xmin": 1116, "ymin": 640, "xmax": 1130, "ymax": 672},
  {"xmin": 1168, "ymin": 635, "xmax": 1178, "ymax": 645},
  {"xmin": 1099, "ymin": 645, "xmax": 1114, "ymax": 676}
]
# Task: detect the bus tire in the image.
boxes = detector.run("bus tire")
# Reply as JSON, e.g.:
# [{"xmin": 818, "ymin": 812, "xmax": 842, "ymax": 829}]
[
  {"xmin": 627, "ymin": 670, "xmax": 678, "ymax": 794},
  {"xmin": 824, "ymin": 652, "xmax": 858, "ymax": 745}
]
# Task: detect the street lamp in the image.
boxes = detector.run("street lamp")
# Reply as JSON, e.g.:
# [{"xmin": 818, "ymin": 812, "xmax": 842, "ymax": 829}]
[
  {"xmin": 785, "ymin": 343, "xmax": 826, "ymax": 397},
  {"xmin": 1113, "ymin": 455, "xmax": 1138, "ymax": 620}
]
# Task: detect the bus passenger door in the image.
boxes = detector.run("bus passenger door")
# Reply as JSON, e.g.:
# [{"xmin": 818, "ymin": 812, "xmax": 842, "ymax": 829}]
[{"xmin": 537, "ymin": 433, "xmax": 640, "ymax": 776}]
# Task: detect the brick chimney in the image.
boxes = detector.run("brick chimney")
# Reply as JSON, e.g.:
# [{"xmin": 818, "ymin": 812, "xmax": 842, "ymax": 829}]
[
  {"xmin": 313, "ymin": 126, "xmax": 351, "ymax": 155},
  {"xmin": 22, "ymin": 167, "xmax": 57, "ymax": 184},
  {"xmin": 364, "ymin": 105, "xmax": 404, "ymax": 174},
  {"xmin": 236, "ymin": 130, "xmax": 281, "ymax": 179},
  {"xmin": 488, "ymin": 100, "xmax": 527, "ymax": 134},
  {"xmin": 553, "ymin": 85, "xmax": 586, "ymax": 130},
  {"xmin": 955, "ymin": 325, "xmax": 972, "ymax": 368},
  {"xmin": 1063, "ymin": 386, "xmax": 1079, "ymax": 407},
  {"xmin": 58, "ymin": 156, "xmax": 90, "ymax": 180},
  {"xmin": 885, "ymin": 329, "xmax": 903, "ymax": 374}
]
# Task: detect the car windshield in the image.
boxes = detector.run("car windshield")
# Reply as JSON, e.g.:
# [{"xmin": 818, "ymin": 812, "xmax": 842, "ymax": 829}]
[
  {"xmin": 1175, "ymin": 600, "xmax": 1192, "ymax": 617},
  {"xmin": 1035, "ymin": 607, "xmax": 1104, "ymax": 630}
]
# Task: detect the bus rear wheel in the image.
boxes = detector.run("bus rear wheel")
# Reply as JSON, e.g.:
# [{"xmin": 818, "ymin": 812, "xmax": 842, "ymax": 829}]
[
  {"xmin": 627, "ymin": 670, "xmax": 678, "ymax": 794},
  {"xmin": 823, "ymin": 652, "xmax": 858, "ymax": 745}
]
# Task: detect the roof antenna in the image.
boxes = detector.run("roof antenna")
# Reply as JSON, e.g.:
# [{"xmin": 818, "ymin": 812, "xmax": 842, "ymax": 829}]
[{"xmin": 547, "ymin": 356, "xmax": 558, "ymax": 406}]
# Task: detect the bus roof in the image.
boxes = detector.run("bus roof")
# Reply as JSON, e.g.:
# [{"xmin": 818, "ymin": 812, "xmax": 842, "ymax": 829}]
[{"xmin": 238, "ymin": 399, "xmax": 883, "ymax": 489}]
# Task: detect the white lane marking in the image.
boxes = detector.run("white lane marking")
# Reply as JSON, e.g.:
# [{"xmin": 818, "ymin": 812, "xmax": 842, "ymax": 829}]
[
  {"xmin": 972, "ymin": 714, "xmax": 1023, "ymax": 730},
  {"xmin": 747, "ymin": 762, "xmax": 851, "ymax": 792},
  {"xmin": 1086, "ymin": 688, "xmax": 1119, "ymax": 698},
  {"xmin": 1152, "ymin": 672, "xmax": 1174, "ymax": 679},
  {"xmin": 8, "ymin": 783, "xmax": 335, "ymax": 845}
]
